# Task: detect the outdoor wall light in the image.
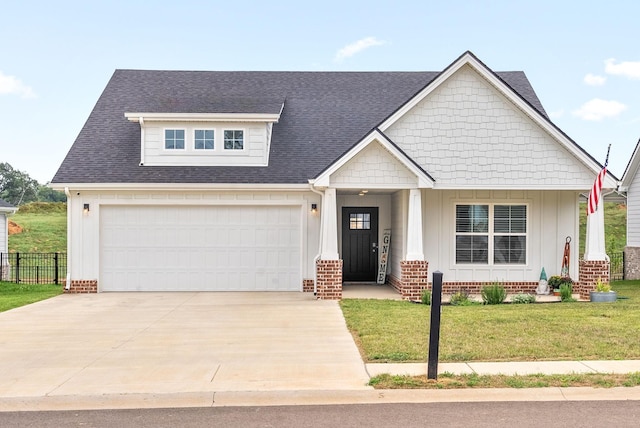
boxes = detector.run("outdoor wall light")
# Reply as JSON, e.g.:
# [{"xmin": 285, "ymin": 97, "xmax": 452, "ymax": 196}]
[
  {"xmin": 83, "ymin": 203, "xmax": 90, "ymax": 214},
  {"xmin": 311, "ymin": 203, "xmax": 318, "ymax": 213}
]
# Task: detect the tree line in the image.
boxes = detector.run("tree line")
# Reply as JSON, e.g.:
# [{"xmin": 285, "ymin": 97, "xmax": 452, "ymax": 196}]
[{"xmin": 0, "ymin": 162, "xmax": 66, "ymax": 206}]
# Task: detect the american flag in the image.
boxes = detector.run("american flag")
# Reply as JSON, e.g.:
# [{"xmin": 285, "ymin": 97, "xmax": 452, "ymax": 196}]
[
  {"xmin": 587, "ymin": 145, "xmax": 610, "ymax": 215},
  {"xmin": 587, "ymin": 166, "xmax": 606, "ymax": 215}
]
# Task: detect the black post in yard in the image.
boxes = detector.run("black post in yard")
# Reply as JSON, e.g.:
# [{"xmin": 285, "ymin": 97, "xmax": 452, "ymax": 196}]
[{"xmin": 427, "ymin": 270, "xmax": 443, "ymax": 380}]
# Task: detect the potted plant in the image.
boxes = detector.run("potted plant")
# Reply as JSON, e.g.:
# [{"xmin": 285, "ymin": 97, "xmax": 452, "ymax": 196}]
[
  {"xmin": 590, "ymin": 278, "xmax": 617, "ymax": 302},
  {"xmin": 548, "ymin": 275, "xmax": 573, "ymax": 296}
]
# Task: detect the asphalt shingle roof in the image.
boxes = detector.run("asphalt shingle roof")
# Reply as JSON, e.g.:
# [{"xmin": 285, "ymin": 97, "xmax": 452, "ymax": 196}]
[
  {"xmin": 51, "ymin": 66, "xmax": 548, "ymax": 185},
  {"xmin": 0, "ymin": 198, "xmax": 15, "ymax": 209}
]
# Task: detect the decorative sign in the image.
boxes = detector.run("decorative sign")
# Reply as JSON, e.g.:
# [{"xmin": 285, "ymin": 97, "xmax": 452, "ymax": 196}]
[{"xmin": 377, "ymin": 229, "xmax": 391, "ymax": 284}]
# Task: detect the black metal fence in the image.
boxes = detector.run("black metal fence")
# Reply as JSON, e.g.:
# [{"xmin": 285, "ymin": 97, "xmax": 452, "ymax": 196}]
[
  {"xmin": 610, "ymin": 251, "xmax": 624, "ymax": 281},
  {"xmin": 0, "ymin": 253, "xmax": 67, "ymax": 284}
]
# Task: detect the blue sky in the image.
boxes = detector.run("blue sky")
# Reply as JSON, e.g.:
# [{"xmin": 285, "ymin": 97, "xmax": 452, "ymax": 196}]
[{"xmin": 1, "ymin": 0, "xmax": 638, "ymax": 184}]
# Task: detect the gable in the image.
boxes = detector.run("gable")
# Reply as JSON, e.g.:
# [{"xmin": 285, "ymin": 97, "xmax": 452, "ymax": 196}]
[
  {"xmin": 330, "ymin": 141, "xmax": 420, "ymax": 189},
  {"xmin": 384, "ymin": 64, "xmax": 603, "ymax": 190}
]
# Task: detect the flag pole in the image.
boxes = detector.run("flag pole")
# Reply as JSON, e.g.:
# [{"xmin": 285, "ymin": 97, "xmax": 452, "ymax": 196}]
[{"xmin": 604, "ymin": 144, "xmax": 611, "ymax": 168}]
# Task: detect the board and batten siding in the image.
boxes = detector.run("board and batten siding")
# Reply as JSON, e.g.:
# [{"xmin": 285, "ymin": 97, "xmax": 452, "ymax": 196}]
[
  {"xmin": 627, "ymin": 170, "xmax": 640, "ymax": 246},
  {"xmin": 1, "ymin": 213, "xmax": 7, "ymax": 253},
  {"xmin": 141, "ymin": 121, "xmax": 270, "ymax": 166},
  {"xmin": 65, "ymin": 190, "xmax": 320, "ymax": 289},
  {"xmin": 422, "ymin": 189, "xmax": 580, "ymax": 282},
  {"xmin": 384, "ymin": 64, "xmax": 596, "ymax": 189}
]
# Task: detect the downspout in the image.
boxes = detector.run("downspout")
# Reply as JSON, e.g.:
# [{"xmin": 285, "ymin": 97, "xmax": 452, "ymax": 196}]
[
  {"xmin": 139, "ymin": 117, "xmax": 145, "ymax": 166},
  {"xmin": 64, "ymin": 187, "xmax": 71, "ymax": 290},
  {"xmin": 309, "ymin": 184, "xmax": 324, "ymax": 295}
]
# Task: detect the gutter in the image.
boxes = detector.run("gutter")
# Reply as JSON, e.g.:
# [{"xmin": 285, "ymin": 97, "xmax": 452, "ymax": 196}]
[{"xmin": 64, "ymin": 187, "xmax": 71, "ymax": 290}]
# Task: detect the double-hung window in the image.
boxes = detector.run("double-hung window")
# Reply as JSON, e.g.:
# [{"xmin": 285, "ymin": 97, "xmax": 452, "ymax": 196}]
[
  {"xmin": 194, "ymin": 129, "xmax": 214, "ymax": 150},
  {"xmin": 165, "ymin": 129, "xmax": 185, "ymax": 150},
  {"xmin": 224, "ymin": 130, "xmax": 244, "ymax": 150},
  {"xmin": 455, "ymin": 204, "xmax": 527, "ymax": 265}
]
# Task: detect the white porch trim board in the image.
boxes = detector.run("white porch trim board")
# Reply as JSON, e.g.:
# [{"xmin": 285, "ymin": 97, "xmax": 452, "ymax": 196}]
[
  {"xmin": 405, "ymin": 189, "xmax": 424, "ymax": 261},
  {"xmin": 320, "ymin": 188, "xmax": 340, "ymax": 260}
]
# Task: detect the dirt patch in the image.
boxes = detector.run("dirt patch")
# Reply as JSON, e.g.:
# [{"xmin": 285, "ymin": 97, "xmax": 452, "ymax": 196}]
[{"xmin": 8, "ymin": 220, "xmax": 23, "ymax": 235}]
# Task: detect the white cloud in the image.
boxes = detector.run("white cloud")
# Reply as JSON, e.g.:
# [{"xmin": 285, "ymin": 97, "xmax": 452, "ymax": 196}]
[
  {"xmin": 334, "ymin": 37, "xmax": 386, "ymax": 62},
  {"xmin": 583, "ymin": 73, "xmax": 606, "ymax": 86},
  {"xmin": 572, "ymin": 98, "xmax": 627, "ymax": 121},
  {"xmin": 0, "ymin": 71, "xmax": 36, "ymax": 98},
  {"xmin": 604, "ymin": 58, "xmax": 640, "ymax": 80},
  {"xmin": 549, "ymin": 109, "xmax": 565, "ymax": 119}
]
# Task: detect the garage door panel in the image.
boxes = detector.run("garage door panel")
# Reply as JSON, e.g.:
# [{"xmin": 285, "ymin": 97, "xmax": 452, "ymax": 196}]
[{"xmin": 100, "ymin": 205, "xmax": 301, "ymax": 292}]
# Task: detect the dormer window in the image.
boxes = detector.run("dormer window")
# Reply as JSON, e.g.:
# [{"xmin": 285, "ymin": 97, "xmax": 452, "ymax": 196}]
[
  {"xmin": 224, "ymin": 130, "xmax": 244, "ymax": 150},
  {"xmin": 194, "ymin": 129, "xmax": 215, "ymax": 150},
  {"xmin": 165, "ymin": 129, "xmax": 185, "ymax": 150}
]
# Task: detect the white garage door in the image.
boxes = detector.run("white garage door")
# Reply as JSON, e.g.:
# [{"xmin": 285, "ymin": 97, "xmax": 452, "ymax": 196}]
[{"xmin": 100, "ymin": 205, "xmax": 301, "ymax": 291}]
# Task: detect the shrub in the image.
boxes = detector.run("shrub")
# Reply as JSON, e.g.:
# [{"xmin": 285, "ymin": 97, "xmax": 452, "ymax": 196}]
[
  {"xmin": 560, "ymin": 283, "xmax": 576, "ymax": 302},
  {"xmin": 449, "ymin": 289, "xmax": 470, "ymax": 306},
  {"xmin": 512, "ymin": 293, "xmax": 536, "ymax": 304},
  {"xmin": 421, "ymin": 288, "xmax": 431, "ymax": 305},
  {"xmin": 595, "ymin": 278, "xmax": 612, "ymax": 292},
  {"xmin": 481, "ymin": 281, "xmax": 507, "ymax": 305}
]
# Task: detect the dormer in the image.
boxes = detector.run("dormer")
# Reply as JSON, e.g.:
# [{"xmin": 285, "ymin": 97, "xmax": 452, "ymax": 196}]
[{"xmin": 125, "ymin": 98, "xmax": 284, "ymax": 167}]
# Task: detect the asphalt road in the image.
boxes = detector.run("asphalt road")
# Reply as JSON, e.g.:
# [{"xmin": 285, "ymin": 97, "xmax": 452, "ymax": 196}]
[{"xmin": 2, "ymin": 401, "xmax": 639, "ymax": 427}]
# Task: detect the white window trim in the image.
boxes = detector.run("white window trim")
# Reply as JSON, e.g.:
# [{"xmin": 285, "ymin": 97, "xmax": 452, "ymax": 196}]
[
  {"xmin": 454, "ymin": 202, "xmax": 529, "ymax": 266},
  {"xmin": 193, "ymin": 128, "xmax": 216, "ymax": 151},
  {"xmin": 223, "ymin": 129, "xmax": 246, "ymax": 151},
  {"xmin": 163, "ymin": 128, "xmax": 187, "ymax": 151}
]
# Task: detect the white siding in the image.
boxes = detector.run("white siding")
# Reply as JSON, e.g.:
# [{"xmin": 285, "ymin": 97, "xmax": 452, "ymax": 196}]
[
  {"xmin": 141, "ymin": 121, "xmax": 269, "ymax": 166},
  {"xmin": 66, "ymin": 190, "xmax": 320, "ymax": 290},
  {"xmin": 385, "ymin": 65, "xmax": 596, "ymax": 189},
  {"xmin": 331, "ymin": 142, "xmax": 418, "ymax": 188},
  {"xmin": 390, "ymin": 190, "xmax": 407, "ymax": 280},
  {"xmin": 422, "ymin": 189, "xmax": 580, "ymax": 282},
  {"xmin": 1, "ymin": 213, "xmax": 7, "ymax": 253},
  {"xmin": 628, "ymin": 171, "xmax": 640, "ymax": 246}
]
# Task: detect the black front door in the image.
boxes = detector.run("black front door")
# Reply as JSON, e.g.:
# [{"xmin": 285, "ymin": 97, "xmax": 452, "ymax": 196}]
[{"xmin": 342, "ymin": 207, "xmax": 379, "ymax": 282}]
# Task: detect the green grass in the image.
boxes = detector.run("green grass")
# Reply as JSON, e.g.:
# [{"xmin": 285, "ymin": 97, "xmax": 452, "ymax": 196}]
[
  {"xmin": 579, "ymin": 201, "xmax": 626, "ymax": 256},
  {"xmin": 8, "ymin": 203, "xmax": 66, "ymax": 253},
  {"xmin": 0, "ymin": 281, "xmax": 63, "ymax": 312},
  {"xmin": 340, "ymin": 280, "xmax": 640, "ymax": 363},
  {"xmin": 369, "ymin": 372, "xmax": 640, "ymax": 389}
]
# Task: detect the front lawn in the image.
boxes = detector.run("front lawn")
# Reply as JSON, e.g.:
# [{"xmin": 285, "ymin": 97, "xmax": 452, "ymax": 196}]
[
  {"xmin": 340, "ymin": 280, "xmax": 640, "ymax": 363},
  {"xmin": 0, "ymin": 282, "xmax": 63, "ymax": 312}
]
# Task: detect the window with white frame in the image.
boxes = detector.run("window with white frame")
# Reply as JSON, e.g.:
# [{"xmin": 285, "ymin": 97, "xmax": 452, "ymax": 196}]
[
  {"xmin": 164, "ymin": 129, "xmax": 185, "ymax": 150},
  {"xmin": 455, "ymin": 204, "xmax": 527, "ymax": 265},
  {"xmin": 194, "ymin": 129, "xmax": 214, "ymax": 150},
  {"xmin": 224, "ymin": 130, "xmax": 244, "ymax": 150}
]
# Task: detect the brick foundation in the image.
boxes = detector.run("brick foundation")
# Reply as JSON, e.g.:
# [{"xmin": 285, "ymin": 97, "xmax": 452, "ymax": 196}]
[
  {"xmin": 624, "ymin": 246, "xmax": 640, "ymax": 280},
  {"xmin": 390, "ymin": 277, "xmax": 539, "ymax": 298},
  {"xmin": 390, "ymin": 260, "xmax": 429, "ymax": 302},
  {"xmin": 302, "ymin": 279, "xmax": 314, "ymax": 293},
  {"xmin": 578, "ymin": 259, "xmax": 610, "ymax": 300},
  {"xmin": 63, "ymin": 279, "xmax": 98, "ymax": 294},
  {"xmin": 315, "ymin": 260, "xmax": 343, "ymax": 300}
]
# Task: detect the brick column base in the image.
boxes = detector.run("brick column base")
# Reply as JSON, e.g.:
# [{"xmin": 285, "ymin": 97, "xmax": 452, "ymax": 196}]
[
  {"xmin": 397, "ymin": 260, "xmax": 428, "ymax": 302},
  {"xmin": 624, "ymin": 246, "xmax": 640, "ymax": 280},
  {"xmin": 63, "ymin": 279, "xmax": 98, "ymax": 294},
  {"xmin": 316, "ymin": 260, "xmax": 342, "ymax": 300},
  {"xmin": 578, "ymin": 259, "xmax": 610, "ymax": 300},
  {"xmin": 302, "ymin": 279, "xmax": 314, "ymax": 293}
]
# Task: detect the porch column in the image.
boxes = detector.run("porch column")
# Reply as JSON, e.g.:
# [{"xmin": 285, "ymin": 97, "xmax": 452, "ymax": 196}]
[
  {"xmin": 406, "ymin": 188, "xmax": 424, "ymax": 260},
  {"xmin": 399, "ymin": 188, "xmax": 428, "ymax": 301},
  {"xmin": 317, "ymin": 187, "xmax": 342, "ymax": 300},
  {"xmin": 580, "ymin": 198, "xmax": 609, "ymax": 299}
]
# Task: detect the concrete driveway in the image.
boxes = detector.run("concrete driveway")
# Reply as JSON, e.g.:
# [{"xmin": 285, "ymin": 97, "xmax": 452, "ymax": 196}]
[{"xmin": 0, "ymin": 292, "xmax": 371, "ymax": 402}]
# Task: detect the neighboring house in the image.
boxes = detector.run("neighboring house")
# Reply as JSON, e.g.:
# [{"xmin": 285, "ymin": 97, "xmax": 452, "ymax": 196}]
[
  {"xmin": 0, "ymin": 198, "xmax": 17, "ymax": 281},
  {"xmin": 50, "ymin": 51, "xmax": 617, "ymax": 299},
  {"xmin": 619, "ymin": 138, "xmax": 640, "ymax": 279}
]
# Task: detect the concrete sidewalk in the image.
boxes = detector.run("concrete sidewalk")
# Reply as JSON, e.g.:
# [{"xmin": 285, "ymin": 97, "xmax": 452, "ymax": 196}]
[{"xmin": 367, "ymin": 360, "xmax": 640, "ymax": 377}]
